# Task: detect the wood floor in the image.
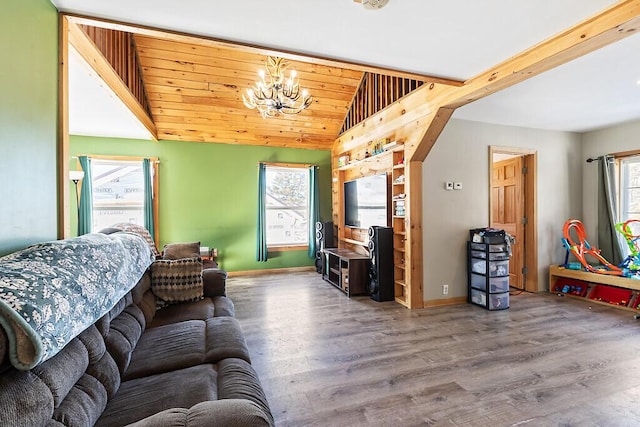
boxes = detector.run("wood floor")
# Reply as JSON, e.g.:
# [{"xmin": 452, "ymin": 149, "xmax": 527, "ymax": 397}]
[{"xmin": 227, "ymin": 271, "xmax": 640, "ymax": 427}]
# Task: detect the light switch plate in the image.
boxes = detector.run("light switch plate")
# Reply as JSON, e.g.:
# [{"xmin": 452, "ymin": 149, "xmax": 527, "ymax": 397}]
[
  {"xmin": 454, "ymin": 182, "xmax": 462, "ymax": 190},
  {"xmin": 445, "ymin": 182, "xmax": 454, "ymax": 190}
]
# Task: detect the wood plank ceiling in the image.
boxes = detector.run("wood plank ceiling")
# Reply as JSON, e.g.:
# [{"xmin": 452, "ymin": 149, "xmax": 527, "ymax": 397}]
[{"xmin": 134, "ymin": 35, "xmax": 365, "ymax": 150}]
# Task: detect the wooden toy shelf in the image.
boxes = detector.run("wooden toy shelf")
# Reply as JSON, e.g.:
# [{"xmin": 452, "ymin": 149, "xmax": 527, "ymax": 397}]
[{"xmin": 549, "ymin": 265, "xmax": 640, "ymax": 313}]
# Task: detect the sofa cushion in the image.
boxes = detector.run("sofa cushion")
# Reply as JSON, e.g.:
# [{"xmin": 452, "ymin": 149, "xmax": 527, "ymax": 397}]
[
  {"xmin": 123, "ymin": 320, "xmax": 206, "ymax": 380},
  {"xmin": 204, "ymin": 317, "xmax": 251, "ymax": 364},
  {"xmin": 203, "ymin": 268, "xmax": 228, "ymax": 297},
  {"xmin": 97, "ymin": 364, "xmax": 218, "ymax": 427},
  {"xmin": 0, "ymin": 369, "xmax": 54, "ymax": 427},
  {"xmin": 151, "ymin": 257, "xmax": 204, "ymax": 305},
  {"xmin": 52, "ymin": 373, "xmax": 107, "ymax": 427},
  {"xmin": 124, "ymin": 318, "xmax": 250, "ymax": 381},
  {"xmin": 148, "ymin": 298, "xmax": 215, "ymax": 329},
  {"xmin": 104, "ymin": 306, "xmax": 145, "ymax": 375},
  {"xmin": 212, "ymin": 296, "xmax": 235, "ymax": 317},
  {"xmin": 217, "ymin": 358, "xmax": 274, "ymax": 427},
  {"xmin": 126, "ymin": 399, "xmax": 273, "ymax": 427},
  {"xmin": 162, "ymin": 242, "xmax": 200, "ymax": 260},
  {"xmin": 109, "ymin": 223, "xmax": 160, "ymax": 257}
]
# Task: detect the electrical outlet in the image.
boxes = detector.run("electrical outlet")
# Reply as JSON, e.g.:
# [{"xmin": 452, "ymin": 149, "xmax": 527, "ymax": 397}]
[
  {"xmin": 442, "ymin": 284, "xmax": 449, "ymax": 295},
  {"xmin": 445, "ymin": 182, "xmax": 453, "ymax": 190}
]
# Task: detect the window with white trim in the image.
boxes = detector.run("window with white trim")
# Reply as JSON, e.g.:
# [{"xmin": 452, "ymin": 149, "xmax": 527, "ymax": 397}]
[
  {"xmin": 265, "ymin": 166, "xmax": 310, "ymax": 247},
  {"xmin": 619, "ymin": 156, "xmax": 640, "ymax": 222},
  {"xmin": 91, "ymin": 159, "xmax": 148, "ymax": 232}
]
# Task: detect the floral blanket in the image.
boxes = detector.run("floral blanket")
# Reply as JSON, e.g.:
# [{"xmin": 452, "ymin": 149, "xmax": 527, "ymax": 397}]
[{"xmin": 0, "ymin": 233, "xmax": 153, "ymax": 370}]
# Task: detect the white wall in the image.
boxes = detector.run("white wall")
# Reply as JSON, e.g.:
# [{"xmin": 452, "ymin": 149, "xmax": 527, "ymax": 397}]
[
  {"xmin": 581, "ymin": 118, "xmax": 640, "ymax": 244},
  {"xmin": 422, "ymin": 119, "xmax": 583, "ymax": 301}
]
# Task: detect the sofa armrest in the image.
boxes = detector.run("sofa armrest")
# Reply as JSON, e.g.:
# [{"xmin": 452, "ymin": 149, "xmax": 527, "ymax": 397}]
[
  {"xmin": 126, "ymin": 399, "xmax": 273, "ymax": 427},
  {"xmin": 202, "ymin": 268, "xmax": 228, "ymax": 297}
]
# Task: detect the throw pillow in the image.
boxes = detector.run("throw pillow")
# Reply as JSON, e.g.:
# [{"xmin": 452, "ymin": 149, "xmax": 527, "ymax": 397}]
[
  {"xmin": 150, "ymin": 257, "xmax": 204, "ymax": 306},
  {"xmin": 109, "ymin": 222, "xmax": 160, "ymax": 257},
  {"xmin": 162, "ymin": 242, "xmax": 201, "ymax": 260}
]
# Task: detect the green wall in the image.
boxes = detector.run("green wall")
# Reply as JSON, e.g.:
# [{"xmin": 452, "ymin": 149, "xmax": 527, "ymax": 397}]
[
  {"xmin": 69, "ymin": 136, "xmax": 332, "ymax": 272},
  {"xmin": 0, "ymin": 0, "xmax": 59, "ymax": 255}
]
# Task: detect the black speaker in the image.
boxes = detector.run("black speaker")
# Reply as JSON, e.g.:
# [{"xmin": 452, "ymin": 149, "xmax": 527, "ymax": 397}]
[
  {"xmin": 368, "ymin": 226, "xmax": 394, "ymax": 302},
  {"xmin": 315, "ymin": 221, "xmax": 335, "ymax": 273}
]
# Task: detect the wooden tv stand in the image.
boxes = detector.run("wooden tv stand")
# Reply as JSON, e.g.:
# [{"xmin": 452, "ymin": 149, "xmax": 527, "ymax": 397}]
[{"xmin": 322, "ymin": 248, "xmax": 369, "ymax": 297}]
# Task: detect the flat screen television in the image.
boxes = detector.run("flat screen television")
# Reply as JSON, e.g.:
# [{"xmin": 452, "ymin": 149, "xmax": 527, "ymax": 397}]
[{"xmin": 344, "ymin": 173, "xmax": 389, "ymax": 229}]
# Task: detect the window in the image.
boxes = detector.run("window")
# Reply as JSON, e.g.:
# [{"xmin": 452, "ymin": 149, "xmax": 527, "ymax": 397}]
[
  {"xmin": 619, "ymin": 156, "xmax": 640, "ymax": 222},
  {"xmin": 90, "ymin": 159, "xmax": 149, "ymax": 232},
  {"xmin": 265, "ymin": 166, "xmax": 310, "ymax": 247}
]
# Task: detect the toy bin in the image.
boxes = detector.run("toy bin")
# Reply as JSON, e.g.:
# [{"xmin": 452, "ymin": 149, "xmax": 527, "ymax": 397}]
[{"xmin": 588, "ymin": 285, "xmax": 632, "ymax": 307}]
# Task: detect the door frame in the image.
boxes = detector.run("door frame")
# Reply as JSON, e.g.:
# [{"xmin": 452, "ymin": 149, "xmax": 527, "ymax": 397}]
[{"xmin": 489, "ymin": 146, "xmax": 539, "ymax": 292}]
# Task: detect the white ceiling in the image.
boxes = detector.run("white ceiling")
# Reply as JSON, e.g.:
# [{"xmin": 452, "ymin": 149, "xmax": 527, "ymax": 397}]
[{"xmin": 54, "ymin": 0, "xmax": 640, "ymax": 136}]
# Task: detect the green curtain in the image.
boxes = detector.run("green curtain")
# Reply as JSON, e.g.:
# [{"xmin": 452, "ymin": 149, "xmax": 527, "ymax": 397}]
[
  {"xmin": 256, "ymin": 163, "xmax": 268, "ymax": 262},
  {"xmin": 143, "ymin": 159, "xmax": 155, "ymax": 241},
  {"xmin": 78, "ymin": 156, "xmax": 93, "ymax": 235},
  {"xmin": 308, "ymin": 166, "xmax": 320, "ymax": 258},
  {"xmin": 597, "ymin": 155, "xmax": 623, "ymax": 265}
]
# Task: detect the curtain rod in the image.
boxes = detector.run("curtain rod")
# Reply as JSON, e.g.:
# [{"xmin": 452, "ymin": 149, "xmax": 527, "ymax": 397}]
[
  {"xmin": 586, "ymin": 151, "xmax": 640, "ymax": 163},
  {"xmin": 71, "ymin": 156, "xmax": 160, "ymax": 163},
  {"xmin": 258, "ymin": 162, "xmax": 317, "ymax": 168}
]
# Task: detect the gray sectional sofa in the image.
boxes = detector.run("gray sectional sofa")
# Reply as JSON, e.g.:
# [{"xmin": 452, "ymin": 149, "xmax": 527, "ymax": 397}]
[{"xmin": 0, "ymin": 234, "xmax": 273, "ymax": 426}]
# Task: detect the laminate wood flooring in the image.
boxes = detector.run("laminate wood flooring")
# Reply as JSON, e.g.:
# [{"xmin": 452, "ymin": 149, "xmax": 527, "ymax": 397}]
[{"xmin": 227, "ymin": 271, "xmax": 640, "ymax": 427}]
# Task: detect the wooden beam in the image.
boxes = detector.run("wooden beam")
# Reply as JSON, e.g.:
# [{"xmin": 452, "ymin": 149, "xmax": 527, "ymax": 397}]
[
  {"xmin": 445, "ymin": 0, "xmax": 640, "ymax": 110},
  {"xmin": 67, "ymin": 22, "xmax": 158, "ymax": 140},
  {"xmin": 64, "ymin": 14, "xmax": 463, "ymax": 86},
  {"xmin": 407, "ymin": 107, "xmax": 455, "ymax": 161}
]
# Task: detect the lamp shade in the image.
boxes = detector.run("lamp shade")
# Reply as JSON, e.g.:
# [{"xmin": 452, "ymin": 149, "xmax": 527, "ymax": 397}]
[{"xmin": 69, "ymin": 170, "xmax": 85, "ymax": 181}]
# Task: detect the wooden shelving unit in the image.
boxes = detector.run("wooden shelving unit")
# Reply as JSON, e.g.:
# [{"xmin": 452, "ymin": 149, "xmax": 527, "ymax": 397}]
[
  {"xmin": 391, "ymin": 150, "xmax": 407, "ymax": 305},
  {"xmin": 332, "ymin": 140, "xmax": 415, "ymax": 308},
  {"xmin": 549, "ymin": 265, "xmax": 640, "ymax": 313}
]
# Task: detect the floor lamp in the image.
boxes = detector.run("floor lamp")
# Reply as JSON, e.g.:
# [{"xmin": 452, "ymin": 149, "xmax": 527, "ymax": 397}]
[{"xmin": 69, "ymin": 170, "xmax": 85, "ymax": 222}]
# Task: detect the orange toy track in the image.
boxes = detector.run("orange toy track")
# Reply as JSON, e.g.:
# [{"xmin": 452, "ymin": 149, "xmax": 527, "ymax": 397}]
[{"xmin": 562, "ymin": 219, "xmax": 624, "ymax": 275}]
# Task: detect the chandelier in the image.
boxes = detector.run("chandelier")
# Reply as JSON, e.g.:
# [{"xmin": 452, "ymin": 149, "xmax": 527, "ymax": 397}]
[{"xmin": 242, "ymin": 56, "xmax": 312, "ymax": 118}]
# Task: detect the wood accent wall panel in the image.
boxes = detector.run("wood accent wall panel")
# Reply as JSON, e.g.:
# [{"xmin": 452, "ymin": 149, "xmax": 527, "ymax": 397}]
[
  {"xmin": 134, "ymin": 35, "xmax": 363, "ymax": 149},
  {"xmin": 79, "ymin": 25, "xmax": 152, "ymax": 118}
]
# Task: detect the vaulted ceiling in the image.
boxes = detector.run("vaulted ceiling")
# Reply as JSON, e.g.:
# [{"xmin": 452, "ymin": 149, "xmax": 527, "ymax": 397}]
[
  {"xmin": 134, "ymin": 35, "xmax": 363, "ymax": 150},
  {"xmin": 60, "ymin": 0, "xmax": 640, "ymax": 149}
]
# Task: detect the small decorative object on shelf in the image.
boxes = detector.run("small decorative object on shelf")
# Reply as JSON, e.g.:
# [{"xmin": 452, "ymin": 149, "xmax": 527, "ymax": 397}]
[
  {"xmin": 393, "ymin": 174, "xmax": 405, "ymax": 184},
  {"xmin": 337, "ymin": 155, "xmax": 350, "ymax": 167}
]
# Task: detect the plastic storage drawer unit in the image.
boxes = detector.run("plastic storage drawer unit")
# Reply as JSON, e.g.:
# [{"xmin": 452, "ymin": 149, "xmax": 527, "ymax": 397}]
[{"xmin": 467, "ymin": 229, "xmax": 510, "ymax": 311}]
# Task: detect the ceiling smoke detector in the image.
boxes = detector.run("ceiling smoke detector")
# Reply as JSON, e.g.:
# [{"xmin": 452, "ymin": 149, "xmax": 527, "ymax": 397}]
[{"xmin": 355, "ymin": 0, "xmax": 390, "ymax": 10}]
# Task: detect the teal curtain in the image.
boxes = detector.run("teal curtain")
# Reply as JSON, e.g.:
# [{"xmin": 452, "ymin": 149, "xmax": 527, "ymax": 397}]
[
  {"xmin": 308, "ymin": 166, "xmax": 320, "ymax": 258},
  {"xmin": 598, "ymin": 155, "xmax": 623, "ymax": 265},
  {"xmin": 256, "ymin": 163, "xmax": 268, "ymax": 262},
  {"xmin": 143, "ymin": 159, "xmax": 155, "ymax": 241},
  {"xmin": 78, "ymin": 156, "xmax": 93, "ymax": 235}
]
